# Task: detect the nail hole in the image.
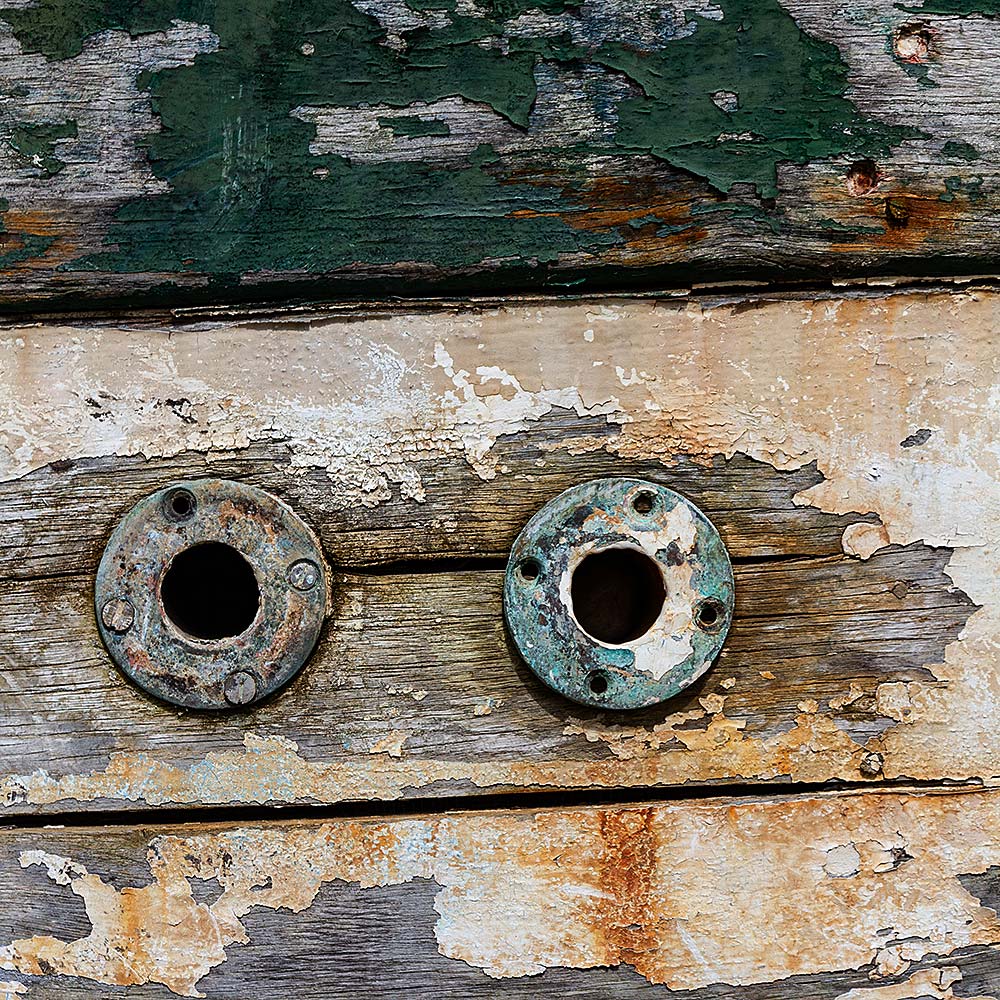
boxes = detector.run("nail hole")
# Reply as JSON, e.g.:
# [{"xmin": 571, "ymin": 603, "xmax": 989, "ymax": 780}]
[
  {"xmin": 571, "ymin": 547, "xmax": 665, "ymax": 645},
  {"xmin": 885, "ymin": 197, "xmax": 910, "ymax": 229},
  {"xmin": 846, "ymin": 158, "xmax": 879, "ymax": 197},
  {"xmin": 894, "ymin": 23, "xmax": 932, "ymax": 62},
  {"xmin": 588, "ymin": 671, "xmax": 609, "ymax": 695},
  {"xmin": 519, "ymin": 558, "xmax": 541, "ymax": 582},
  {"xmin": 631, "ymin": 490, "xmax": 655, "ymax": 514},
  {"xmin": 161, "ymin": 542, "xmax": 260, "ymax": 641},
  {"xmin": 163, "ymin": 488, "xmax": 196, "ymax": 522},
  {"xmin": 695, "ymin": 598, "xmax": 725, "ymax": 632}
]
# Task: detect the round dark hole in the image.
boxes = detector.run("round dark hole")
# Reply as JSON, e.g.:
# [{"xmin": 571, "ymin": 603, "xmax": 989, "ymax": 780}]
[
  {"xmin": 588, "ymin": 671, "xmax": 609, "ymax": 695},
  {"xmin": 571, "ymin": 547, "xmax": 666, "ymax": 645},
  {"xmin": 519, "ymin": 558, "xmax": 541, "ymax": 582},
  {"xmin": 161, "ymin": 542, "xmax": 260, "ymax": 641},
  {"xmin": 163, "ymin": 488, "xmax": 196, "ymax": 522},
  {"xmin": 631, "ymin": 491, "xmax": 655, "ymax": 514},
  {"xmin": 696, "ymin": 598, "xmax": 724, "ymax": 631}
]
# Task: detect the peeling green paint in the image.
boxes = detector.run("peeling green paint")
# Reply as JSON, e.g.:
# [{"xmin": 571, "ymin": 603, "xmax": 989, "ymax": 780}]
[
  {"xmin": 598, "ymin": 0, "xmax": 916, "ymax": 197},
  {"xmin": 819, "ymin": 217, "xmax": 885, "ymax": 234},
  {"xmin": 895, "ymin": 55, "xmax": 938, "ymax": 87},
  {"xmin": 9, "ymin": 120, "xmax": 78, "ymax": 176},
  {"xmin": 942, "ymin": 140, "xmax": 980, "ymax": 161},
  {"xmin": 1, "ymin": 0, "xmax": 919, "ymax": 283},
  {"xmin": 0, "ymin": 199, "xmax": 55, "ymax": 266},
  {"xmin": 4, "ymin": 0, "xmax": 215, "ymax": 60},
  {"xmin": 899, "ymin": 0, "xmax": 1000, "ymax": 15},
  {"xmin": 378, "ymin": 115, "xmax": 451, "ymax": 138},
  {"xmin": 940, "ymin": 173, "xmax": 985, "ymax": 201}
]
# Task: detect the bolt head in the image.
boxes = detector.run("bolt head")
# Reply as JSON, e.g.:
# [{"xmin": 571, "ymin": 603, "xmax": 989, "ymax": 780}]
[
  {"xmin": 101, "ymin": 598, "xmax": 135, "ymax": 634},
  {"xmin": 288, "ymin": 559, "xmax": 320, "ymax": 591},
  {"xmin": 860, "ymin": 751, "xmax": 884, "ymax": 777},
  {"xmin": 224, "ymin": 670, "xmax": 257, "ymax": 706}
]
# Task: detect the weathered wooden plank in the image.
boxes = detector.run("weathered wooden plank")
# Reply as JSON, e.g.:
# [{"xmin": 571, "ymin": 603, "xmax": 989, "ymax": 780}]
[
  {"xmin": 1, "ymin": 787, "xmax": 1000, "ymax": 997},
  {"xmin": 0, "ymin": 539, "xmax": 972, "ymax": 813},
  {"xmin": 1, "ymin": 0, "xmax": 1000, "ymax": 304},
  {"xmin": 1, "ymin": 288, "xmax": 996, "ymax": 810},
  {"xmin": 0, "ymin": 435, "xmax": 880, "ymax": 580}
]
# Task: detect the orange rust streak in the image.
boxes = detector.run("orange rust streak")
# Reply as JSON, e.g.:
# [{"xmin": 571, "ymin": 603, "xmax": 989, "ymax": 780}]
[{"xmin": 596, "ymin": 809, "xmax": 658, "ymax": 968}]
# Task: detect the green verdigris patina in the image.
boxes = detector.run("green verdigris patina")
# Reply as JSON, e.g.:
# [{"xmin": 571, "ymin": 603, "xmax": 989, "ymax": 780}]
[{"xmin": 503, "ymin": 479, "xmax": 734, "ymax": 710}]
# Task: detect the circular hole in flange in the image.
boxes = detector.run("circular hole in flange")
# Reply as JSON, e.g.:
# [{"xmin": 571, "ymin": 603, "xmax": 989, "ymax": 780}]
[
  {"xmin": 163, "ymin": 488, "xmax": 196, "ymax": 522},
  {"xmin": 570, "ymin": 547, "xmax": 666, "ymax": 645},
  {"xmin": 588, "ymin": 670, "xmax": 609, "ymax": 695},
  {"xmin": 160, "ymin": 542, "xmax": 260, "ymax": 641},
  {"xmin": 631, "ymin": 490, "xmax": 655, "ymax": 514},
  {"xmin": 519, "ymin": 558, "xmax": 541, "ymax": 582},
  {"xmin": 695, "ymin": 598, "xmax": 725, "ymax": 632}
]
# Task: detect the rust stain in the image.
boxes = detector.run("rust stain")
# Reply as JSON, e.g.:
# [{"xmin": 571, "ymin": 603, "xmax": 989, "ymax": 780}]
[
  {"xmin": 3, "ymin": 790, "xmax": 1000, "ymax": 996},
  {"xmin": 595, "ymin": 809, "xmax": 658, "ymax": 969},
  {"xmin": 0, "ymin": 207, "xmax": 82, "ymax": 275},
  {"xmin": 498, "ymin": 164, "xmax": 709, "ymax": 253}
]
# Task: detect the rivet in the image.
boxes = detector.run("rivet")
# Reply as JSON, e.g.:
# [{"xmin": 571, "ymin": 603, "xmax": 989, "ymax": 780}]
[
  {"xmin": 288, "ymin": 559, "xmax": 320, "ymax": 591},
  {"xmin": 860, "ymin": 751, "xmax": 884, "ymax": 777},
  {"xmin": 101, "ymin": 597, "xmax": 135, "ymax": 634},
  {"xmin": 224, "ymin": 670, "xmax": 258, "ymax": 706},
  {"xmin": 162, "ymin": 487, "xmax": 197, "ymax": 523}
]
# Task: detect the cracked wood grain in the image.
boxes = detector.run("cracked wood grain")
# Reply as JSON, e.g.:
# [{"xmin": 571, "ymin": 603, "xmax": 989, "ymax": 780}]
[
  {"xmin": 0, "ymin": 536, "xmax": 972, "ymax": 812},
  {"xmin": 0, "ymin": 287, "xmax": 995, "ymax": 812},
  {"xmin": 0, "ymin": 0, "xmax": 999, "ymax": 305},
  {"xmin": 1, "ymin": 787, "xmax": 1000, "ymax": 997}
]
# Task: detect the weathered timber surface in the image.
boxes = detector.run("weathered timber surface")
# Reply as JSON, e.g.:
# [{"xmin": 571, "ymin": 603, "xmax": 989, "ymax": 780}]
[
  {"xmin": 0, "ymin": 541, "xmax": 973, "ymax": 812},
  {"xmin": 2, "ymin": 0, "xmax": 1000, "ymax": 305},
  {"xmin": 0, "ymin": 288, "xmax": 996, "ymax": 812},
  {"xmin": 1, "ymin": 788, "xmax": 1000, "ymax": 997},
  {"xmin": 0, "ymin": 436, "xmax": 882, "ymax": 578}
]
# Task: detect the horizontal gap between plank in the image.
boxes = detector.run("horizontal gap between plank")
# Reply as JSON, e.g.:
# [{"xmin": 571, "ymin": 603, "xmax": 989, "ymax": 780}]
[
  {"xmin": 337, "ymin": 555, "xmax": 509, "ymax": 576},
  {"xmin": 4, "ymin": 273, "xmax": 1000, "ymax": 326},
  {"xmin": 0, "ymin": 548, "xmax": 849, "ymax": 586},
  {"xmin": 0, "ymin": 776, "xmax": 985, "ymax": 832}
]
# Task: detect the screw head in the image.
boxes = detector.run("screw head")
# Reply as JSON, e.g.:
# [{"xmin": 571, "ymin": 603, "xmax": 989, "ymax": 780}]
[
  {"xmin": 101, "ymin": 598, "xmax": 135, "ymax": 634},
  {"xmin": 860, "ymin": 751, "xmax": 884, "ymax": 777},
  {"xmin": 288, "ymin": 559, "xmax": 320, "ymax": 591},
  {"xmin": 223, "ymin": 669, "xmax": 257, "ymax": 706}
]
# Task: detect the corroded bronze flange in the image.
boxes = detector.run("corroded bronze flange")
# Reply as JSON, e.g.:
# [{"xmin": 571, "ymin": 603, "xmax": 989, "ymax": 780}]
[
  {"xmin": 95, "ymin": 479, "xmax": 328, "ymax": 710},
  {"xmin": 503, "ymin": 478, "xmax": 734, "ymax": 709}
]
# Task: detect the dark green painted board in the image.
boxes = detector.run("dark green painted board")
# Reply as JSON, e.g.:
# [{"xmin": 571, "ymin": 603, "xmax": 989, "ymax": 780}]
[{"xmin": 1, "ymin": 0, "xmax": 999, "ymax": 306}]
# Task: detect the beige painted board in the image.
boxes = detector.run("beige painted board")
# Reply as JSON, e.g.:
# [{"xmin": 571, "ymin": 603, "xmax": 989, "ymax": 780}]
[
  {"xmin": 1, "ymin": 787, "xmax": 1000, "ymax": 997},
  {"xmin": 0, "ymin": 289, "xmax": 997, "ymax": 814}
]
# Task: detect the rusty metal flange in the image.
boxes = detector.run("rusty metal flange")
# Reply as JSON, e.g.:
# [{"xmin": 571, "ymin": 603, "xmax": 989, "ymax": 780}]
[
  {"xmin": 95, "ymin": 479, "xmax": 328, "ymax": 710},
  {"xmin": 503, "ymin": 478, "xmax": 734, "ymax": 710}
]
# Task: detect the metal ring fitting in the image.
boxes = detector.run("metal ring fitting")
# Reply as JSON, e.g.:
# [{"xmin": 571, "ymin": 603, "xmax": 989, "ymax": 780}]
[
  {"xmin": 503, "ymin": 478, "xmax": 734, "ymax": 709},
  {"xmin": 95, "ymin": 479, "xmax": 328, "ymax": 710}
]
